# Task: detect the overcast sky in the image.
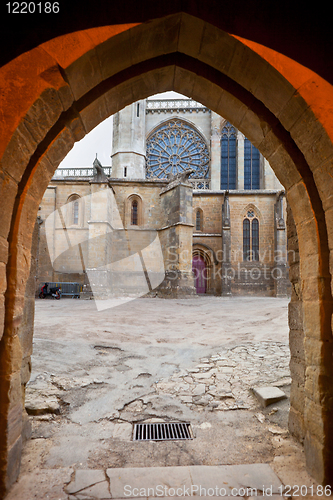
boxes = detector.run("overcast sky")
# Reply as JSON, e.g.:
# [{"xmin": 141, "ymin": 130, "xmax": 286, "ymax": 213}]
[{"xmin": 59, "ymin": 91, "xmax": 188, "ymax": 168}]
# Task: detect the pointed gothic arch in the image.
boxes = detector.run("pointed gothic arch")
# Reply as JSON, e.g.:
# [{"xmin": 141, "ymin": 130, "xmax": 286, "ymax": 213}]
[{"xmin": 0, "ymin": 13, "xmax": 333, "ymax": 490}]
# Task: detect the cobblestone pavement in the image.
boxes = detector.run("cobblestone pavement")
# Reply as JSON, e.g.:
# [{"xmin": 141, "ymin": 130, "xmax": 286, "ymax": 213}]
[{"xmin": 7, "ymin": 297, "xmax": 318, "ymax": 499}]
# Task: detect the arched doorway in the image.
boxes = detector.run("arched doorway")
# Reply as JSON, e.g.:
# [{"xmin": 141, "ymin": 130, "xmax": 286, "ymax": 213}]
[
  {"xmin": 1, "ymin": 10, "xmax": 333, "ymax": 492},
  {"xmin": 192, "ymin": 254, "xmax": 207, "ymax": 294}
]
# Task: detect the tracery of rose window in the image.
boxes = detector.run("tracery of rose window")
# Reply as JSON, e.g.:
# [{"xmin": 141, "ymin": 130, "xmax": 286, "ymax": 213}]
[{"xmin": 146, "ymin": 119, "xmax": 210, "ymax": 179}]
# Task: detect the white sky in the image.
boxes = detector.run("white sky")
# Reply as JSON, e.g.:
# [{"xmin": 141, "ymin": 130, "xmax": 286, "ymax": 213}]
[{"xmin": 59, "ymin": 91, "xmax": 188, "ymax": 168}]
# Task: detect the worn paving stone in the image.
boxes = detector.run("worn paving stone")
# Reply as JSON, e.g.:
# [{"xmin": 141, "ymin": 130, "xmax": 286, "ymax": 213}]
[
  {"xmin": 65, "ymin": 469, "xmax": 106, "ymax": 494},
  {"xmin": 107, "ymin": 466, "xmax": 192, "ymax": 498},
  {"xmin": 75, "ymin": 480, "xmax": 111, "ymax": 498},
  {"xmin": 5, "ymin": 468, "xmax": 73, "ymax": 500},
  {"xmin": 252, "ymin": 387, "xmax": 287, "ymax": 408},
  {"xmin": 25, "ymin": 391, "xmax": 60, "ymax": 415}
]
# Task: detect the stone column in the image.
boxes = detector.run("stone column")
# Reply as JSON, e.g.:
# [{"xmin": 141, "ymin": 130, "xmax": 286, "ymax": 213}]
[
  {"xmin": 221, "ymin": 192, "xmax": 232, "ymax": 296},
  {"xmin": 156, "ymin": 175, "xmax": 196, "ymax": 297},
  {"xmin": 274, "ymin": 192, "xmax": 289, "ymax": 297},
  {"xmin": 210, "ymin": 112, "xmax": 221, "ymax": 190},
  {"xmin": 237, "ymin": 131, "xmax": 245, "ymax": 190}
]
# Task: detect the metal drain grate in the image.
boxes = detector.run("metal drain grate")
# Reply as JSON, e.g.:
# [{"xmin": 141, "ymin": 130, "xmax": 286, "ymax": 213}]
[{"xmin": 133, "ymin": 422, "xmax": 193, "ymax": 441}]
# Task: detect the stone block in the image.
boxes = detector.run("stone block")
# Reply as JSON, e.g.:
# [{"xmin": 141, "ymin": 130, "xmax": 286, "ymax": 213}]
[
  {"xmin": 178, "ymin": 14, "xmax": 205, "ymax": 57},
  {"xmin": 192, "ymin": 384, "xmax": 206, "ymax": 396},
  {"xmin": 79, "ymin": 95, "xmax": 110, "ymax": 136},
  {"xmin": 39, "ymin": 65, "xmax": 74, "ymax": 112},
  {"xmin": 303, "ymin": 300, "xmax": 332, "ymax": 340},
  {"xmin": 304, "ymin": 337, "xmax": 333, "ymax": 368},
  {"xmin": 188, "ymin": 463, "xmax": 283, "ymax": 493},
  {"xmin": 288, "ymin": 406, "xmax": 305, "ymax": 442},
  {"xmin": 64, "ymin": 48, "xmax": 102, "ymax": 101},
  {"xmin": 0, "ymin": 173, "xmax": 18, "ymax": 240},
  {"xmin": 286, "ymin": 181, "xmax": 314, "ymax": 227},
  {"xmin": 0, "ymin": 237, "xmax": 8, "ymax": 265},
  {"xmin": 288, "ymin": 301, "xmax": 303, "ymax": 331},
  {"xmin": 304, "ymin": 433, "xmax": 325, "ymax": 484},
  {"xmin": 0, "ymin": 335, "xmax": 23, "ymax": 375},
  {"xmin": 5, "ymin": 436, "xmax": 22, "ymax": 492},
  {"xmin": 313, "ymin": 159, "xmax": 333, "ymax": 212},
  {"xmin": 278, "ymin": 90, "xmax": 310, "ymax": 132},
  {"xmin": 7, "ymin": 403, "xmax": 22, "ymax": 448},
  {"xmin": 289, "ymin": 357, "xmax": 305, "ymax": 386},
  {"xmin": 22, "ymin": 87, "xmax": 63, "ymax": 144},
  {"xmin": 1, "ymin": 122, "xmax": 37, "ymax": 184},
  {"xmin": 75, "ymin": 480, "xmax": 111, "ymax": 499},
  {"xmin": 65, "ymin": 469, "xmax": 106, "ymax": 494},
  {"xmin": 268, "ymin": 144, "xmax": 302, "ymax": 190},
  {"xmin": 198, "ymin": 23, "xmax": 235, "ymax": 76},
  {"xmin": 289, "ymin": 107, "xmax": 333, "ymax": 171},
  {"xmin": 252, "ymin": 386, "xmax": 287, "ymax": 407},
  {"xmin": 302, "ymin": 276, "xmax": 331, "ymax": 302},
  {"xmin": 25, "ymin": 392, "xmax": 60, "ymax": 416},
  {"xmin": 129, "ymin": 15, "xmax": 179, "ymax": 67},
  {"xmin": 288, "ymin": 329, "xmax": 305, "ymax": 361},
  {"xmin": 20, "ymin": 357, "xmax": 31, "ymax": 386},
  {"xmin": 107, "ymin": 466, "xmax": 192, "ymax": 499},
  {"xmin": 45, "ymin": 127, "xmax": 75, "ymax": 170},
  {"xmin": 290, "ymin": 381, "xmax": 304, "ymax": 414},
  {"xmin": 304, "ymin": 398, "xmax": 325, "ymax": 443}
]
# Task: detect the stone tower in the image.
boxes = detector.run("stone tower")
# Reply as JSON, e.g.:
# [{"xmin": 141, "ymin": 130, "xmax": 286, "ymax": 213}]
[{"xmin": 111, "ymin": 100, "xmax": 146, "ymax": 179}]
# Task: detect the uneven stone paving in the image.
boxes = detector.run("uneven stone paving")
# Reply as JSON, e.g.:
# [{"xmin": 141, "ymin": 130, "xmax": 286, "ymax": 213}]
[
  {"xmin": 152, "ymin": 342, "xmax": 290, "ymax": 412},
  {"xmin": 6, "ymin": 298, "xmax": 319, "ymax": 499}
]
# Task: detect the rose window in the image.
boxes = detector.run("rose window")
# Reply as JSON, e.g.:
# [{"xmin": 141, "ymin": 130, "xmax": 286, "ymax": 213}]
[{"xmin": 146, "ymin": 119, "xmax": 210, "ymax": 179}]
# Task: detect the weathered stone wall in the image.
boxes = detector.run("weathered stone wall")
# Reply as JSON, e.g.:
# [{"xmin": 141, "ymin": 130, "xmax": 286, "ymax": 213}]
[
  {"xmin": 157, "ymin": 181, "xmax": 196, "ymax": 297},
  {"xmin": 193, "ymin": 192, "xmax": 288, "ymax": 296}
]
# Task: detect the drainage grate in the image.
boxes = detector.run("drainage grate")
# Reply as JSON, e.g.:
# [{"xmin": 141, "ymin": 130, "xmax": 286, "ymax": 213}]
[{"xmin": 133, "ymin": 422, "xmax": 193, "ymax": 441}]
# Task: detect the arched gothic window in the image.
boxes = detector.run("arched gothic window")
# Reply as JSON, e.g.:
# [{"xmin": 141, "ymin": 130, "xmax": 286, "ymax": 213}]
[
  {"xmin": 244, "ymin": 138, "xmax": 260, "ymax": 189},
  {"xmin": 146, "ymin": 119, "xmax": 210, "ymax": 179},
  {"xmin": 195, "ymin": 208, "xmax": 203, "ymax": 231},
  {"xmin": 131, "ymin": 200, "xmax": 138, "ymax": 226},
  {"xmin": 221, "ymin": 121, "xmax": 237, "ymax": 189},
  {"xmin": 67, "ymin": 194, "xmax": 81, "ymax": 226},
  {"xmin": 243, "ymin": 210, "xmax": 259, "ymax": 261},
  {"xmin": 127, "ymin": 195, "xmax": 142, "ymax": 226}
]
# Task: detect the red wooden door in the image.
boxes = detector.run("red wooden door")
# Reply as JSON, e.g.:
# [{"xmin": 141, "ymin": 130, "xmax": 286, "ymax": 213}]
[{"xmin": 192, "ymin": 254, "xmax": 207, "ymax": 294}]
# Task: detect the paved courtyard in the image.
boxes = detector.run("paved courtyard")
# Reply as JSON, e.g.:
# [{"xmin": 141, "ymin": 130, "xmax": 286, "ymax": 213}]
[{"xmin": 8, "ymin": 297, "xmax": 318, "ymax": 499}]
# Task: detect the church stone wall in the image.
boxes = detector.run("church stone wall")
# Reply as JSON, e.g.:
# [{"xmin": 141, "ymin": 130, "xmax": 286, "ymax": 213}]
[{"xmin": 146, "ymin": 108, "xmax": 211, "ymax": 146}]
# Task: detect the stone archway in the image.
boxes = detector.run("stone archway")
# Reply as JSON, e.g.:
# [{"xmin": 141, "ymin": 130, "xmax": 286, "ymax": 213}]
[{"xmin": 1, "ymin": 12, "xmax": 333, "ymax": 494}]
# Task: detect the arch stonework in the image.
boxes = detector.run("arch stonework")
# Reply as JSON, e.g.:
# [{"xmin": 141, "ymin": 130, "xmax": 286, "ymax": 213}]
[
  {"xmin": 125, "ymin": 193, "xmax": 144, "ymax": 227},
  {"xmin": 0, "ymin": 12, "xmax": 333, "ymax": 493}
]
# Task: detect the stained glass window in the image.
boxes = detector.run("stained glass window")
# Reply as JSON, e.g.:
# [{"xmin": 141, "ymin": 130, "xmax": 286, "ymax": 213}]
[
  {"xmin": 131, "ymin": 200, "xmax": 138, "ymax": 225},
  {"xmin": 244, "ymin": 138, "xmax": 260, "ymax": 189},
  {"xmin": 252, "ymin": 218, "xmax": 259, "ymax": 261},
  {"xmin": 146, "ymin": 119, "xmax": 210, "ymax": 179},
  {"xmin": 243, "ymin": 218, "xmax": 250, "ymax": 261},
  {"xmin": 243, "ymin": 217, "xmax": 259, "ymax": 261},
  {"xmin": 73, "ymin": 200, "xmax": 79, "ymax": 225},
  {"xmin": 221, "ymin": 122, "xmax": 237, "ymax": 189},
  {"xmin": 196, "ymin": 209, "xmax": 203, "ymax": 231}
]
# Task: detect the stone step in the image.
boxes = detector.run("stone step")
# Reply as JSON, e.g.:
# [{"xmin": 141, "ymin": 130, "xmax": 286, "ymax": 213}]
[{"xmin": 65, "ymin": 464, "xmax": 283, "ymax": 499}]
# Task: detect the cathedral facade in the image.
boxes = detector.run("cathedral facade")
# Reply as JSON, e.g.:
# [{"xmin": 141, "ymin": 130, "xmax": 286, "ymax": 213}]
[{"xmin": 37, "ymin": 97, "xmax": 289, "ymax": 298}]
